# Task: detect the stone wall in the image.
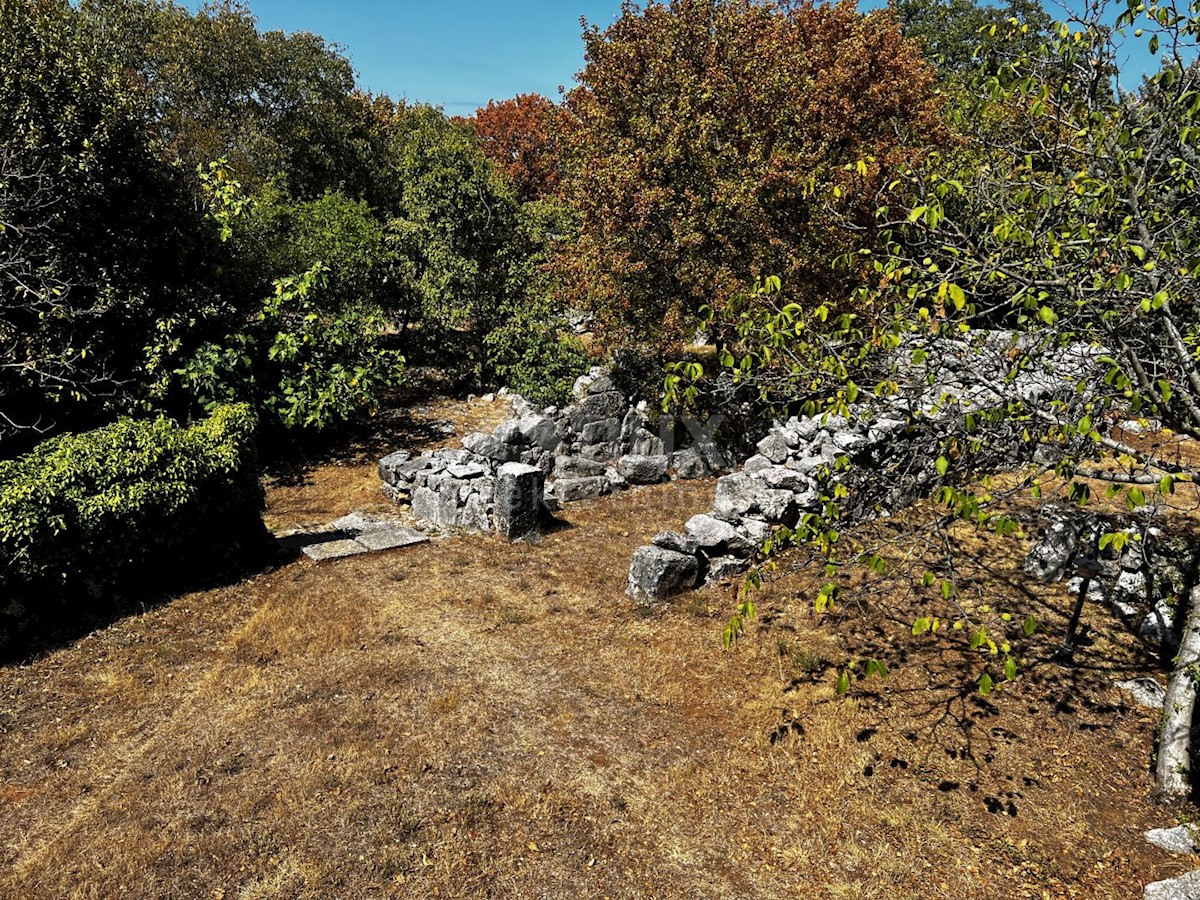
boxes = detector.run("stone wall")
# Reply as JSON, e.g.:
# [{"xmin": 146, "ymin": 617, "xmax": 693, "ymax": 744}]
[
  {"xmin": 378, "ymin": 370, "xmax": 732, "ymax": 537},
  {"xmin": 626, "ymin": 330, "xmax": 1106, "ymax": 604}
]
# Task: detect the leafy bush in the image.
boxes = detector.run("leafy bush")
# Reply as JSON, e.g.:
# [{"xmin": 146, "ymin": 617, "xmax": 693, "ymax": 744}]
[
  {"xmin": 177, "ymin": 264, "xmax": 406, "ymax": 432},
  {"xmin": 0, "ymin": 404, "xmax": 265, "ymax": 610}
]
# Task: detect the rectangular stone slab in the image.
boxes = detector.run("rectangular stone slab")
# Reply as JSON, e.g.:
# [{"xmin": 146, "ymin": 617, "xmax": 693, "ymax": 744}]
[
  {"xmin": 354, "ymin": 526, "xmax": 429, "ymax": 552},
  {"xmin": 302, "ymin": 538, "xmax": 370, "ymax": 561}
]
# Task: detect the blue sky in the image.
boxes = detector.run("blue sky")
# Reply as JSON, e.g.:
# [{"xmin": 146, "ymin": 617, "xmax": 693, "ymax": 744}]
[
  {"xmin": 231, "ymin": 1, "xmax": 1166, "ymax": 115},
  {"xmin": 240, "ymin": 1, "xmax": 627, "ymax": 117}
]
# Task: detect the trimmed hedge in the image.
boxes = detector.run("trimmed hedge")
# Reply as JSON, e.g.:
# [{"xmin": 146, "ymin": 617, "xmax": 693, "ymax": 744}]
[{"xmin": 0, "ymin": 404, "xmax": 266, "ymax": 610}]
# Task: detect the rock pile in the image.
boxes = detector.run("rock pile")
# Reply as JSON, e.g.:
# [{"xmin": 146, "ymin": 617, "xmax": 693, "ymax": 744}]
[
  {"xmin": 1022, "ymin": 506, "xmax": 1199, "ymax": 655},
  {"xmin": 378, "ymin": 371, "xmax": 732, "ymax": 538},
  {"xmin": 628, "ymin": 411, "xmax": 898, "ymax": 604},
  {"xmin": 625, "ymin": 329, "xmax": 1108, "ymax": 605}
]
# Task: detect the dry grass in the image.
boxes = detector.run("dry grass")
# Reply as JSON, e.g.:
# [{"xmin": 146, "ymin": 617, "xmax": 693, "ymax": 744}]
[{"xmin": 0, "ymin": 414, "xmax": 1196, "ymax": 898}]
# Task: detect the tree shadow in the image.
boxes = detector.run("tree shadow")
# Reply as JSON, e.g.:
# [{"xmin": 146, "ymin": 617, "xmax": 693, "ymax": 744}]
[{"xmin": 0, "ymin": 531, "xmax": 287, "ymax": 665}]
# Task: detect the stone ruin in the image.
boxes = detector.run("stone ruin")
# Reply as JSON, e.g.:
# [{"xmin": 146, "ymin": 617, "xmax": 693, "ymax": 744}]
[
  {"xmin": 377, "ymin": 370, "xmax": 733, "ymax": 539},
  {"xmin": 626, "ymin": 330, "xmax": 1108, "ymax": 604}
]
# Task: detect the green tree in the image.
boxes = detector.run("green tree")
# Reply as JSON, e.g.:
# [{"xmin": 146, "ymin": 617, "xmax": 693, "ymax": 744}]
[
  {"xmin": 889, "ymin": 0, "xmax": 1052, "ymax": 77},
  {"xmin": 0, "ymin": 0, "xmax": 210, "ymax": 452},
  {"xmin": 680, "ymin": 0, "xmax": 1200, "ymax": 796},
  {"xmin": 80, "ymin": 0, "xmax": 375, "ymax": 197}
]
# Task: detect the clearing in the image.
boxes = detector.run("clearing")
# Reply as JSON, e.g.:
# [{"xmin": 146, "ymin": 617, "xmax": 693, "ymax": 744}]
[{"xmin": 0, "ymin": 399, "xmax": 1193, "ymax": 899}]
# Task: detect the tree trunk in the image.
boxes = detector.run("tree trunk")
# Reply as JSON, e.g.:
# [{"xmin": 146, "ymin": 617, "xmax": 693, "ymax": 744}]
[{"xmin": 1157, "ymin": 585, "xmax": 1200, "ymax": 798}]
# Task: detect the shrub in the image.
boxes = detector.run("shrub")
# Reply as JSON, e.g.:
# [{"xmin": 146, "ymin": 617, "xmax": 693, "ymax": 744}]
[{"xmin": 0, "ymin": 403, "xmax": 266, "ymax": 612}]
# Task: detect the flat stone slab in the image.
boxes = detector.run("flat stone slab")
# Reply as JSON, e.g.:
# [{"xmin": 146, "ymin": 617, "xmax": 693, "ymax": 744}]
[
  {"xmin": 354, "ymin": 526, "xmax": 429, "ymax": 552},
  {"xmin": 302, "ymin": 538, "xmax": 370, "ymax": 561},
  {"xmin": 1118, "ymin": 677, "xmax": 1167, "ymax": 709},
  {"xmin": 1145, "ymin": 869, "xmax": 1200, "ymax": 899},
  {"xmin": 1146, "ymin": 826, "xmax": 1199, "ymax": 856}
]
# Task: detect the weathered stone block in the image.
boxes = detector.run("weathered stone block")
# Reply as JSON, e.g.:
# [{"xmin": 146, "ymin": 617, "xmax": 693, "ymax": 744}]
[
  {"xmin": 705, "ymin": 555, "xmax": 746, "ymax": 584},
  {"xmin": 554, "ymin": 455, "xmax": 607, "ymax": 478},
  {"xmin": 494, "ymin": 462, "xmax": 544, "ymax": 540},
  {"xmin": 742, "ymin": 454, "xmax": 773, "ymax": 475},
  {"xmin": 582, "ymin": 417, "xmax": 622, "ymax": 445},
  {"xmin": 566, "ymin": 390, "xmax": 626, "ymax": 431},
  {"xmin": 617, "ymin": 454, "xmax": 669, "ymax": 485},
  {"xmin": 518, "ymin": 415, "xmax": 561, "ymax": 451},
  {"xmin": 652, "ymin": 530, "xmax": 698, "ymax": 555},
  {"xmin": 671, "ymin": 447, "xmax": 709, "ymax": 480},
  {"xmin": 462, "ymin": 432, "xmax": 515, "ymax": 463},
  {"xmin": 756, "ymin": 432, "xmax": 791, "ymax": 464},
  {"xmin": 554, "ymin": 475, "xmax": 611, "ymax": 503},
  {"xmin": 378, "ymin": 450, "xmax": 413, "ymax": 486},
  {"xmin": 580, "ymin": 442, "xmax": 620, "ymax": 463},
  {"xmin": 627, "ymin": 545, "xmax": 699, "ymax": 606},
  {"xmin": 685, "ymin": 514, "xmax": 753, "ymax": 556}
]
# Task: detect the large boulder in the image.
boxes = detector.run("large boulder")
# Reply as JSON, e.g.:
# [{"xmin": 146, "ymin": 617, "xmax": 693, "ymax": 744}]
[
  {"xmin": 617, "ymin": 454, "xmax": 669, "ymax": 485},
  {"xmin": 554, "ymin": 475, "xmax": 611, "ymax": 503},
  {"xmin": 462, "ymin": 432, "xmax": 515, "ymax": 464},
  {"xmin": 1023, "ymin": 516, "xmax": 1083, "ymax": 581},
  {"xmin": 685, "ymin": 514, "xmax": 753, "ymax": 556},
  {"xmin": 494, "ymin": 462, "xmax": 544, "ymax": 540},
  {"xmin": 627, "ymin": 545, "xmax": 699, "ymax": 606}
]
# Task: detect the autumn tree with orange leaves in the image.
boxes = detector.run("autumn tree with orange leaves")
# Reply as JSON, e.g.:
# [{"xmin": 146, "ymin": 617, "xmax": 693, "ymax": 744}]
[
  {"xmin": 556, "ymin": 0, "xmax": 943, "ymax": 351},
  {"xmin": 466, "ymin": 93, "xmax": 562, "ymax": 203}
]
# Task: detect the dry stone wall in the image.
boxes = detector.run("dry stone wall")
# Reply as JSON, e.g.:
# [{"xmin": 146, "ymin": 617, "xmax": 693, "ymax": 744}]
[
  {"xmin": 378, "ymin": 371, "xmax": 732, "ymax": 538},
  {"xmin": 626, "ymin": 331, "xmax": 1107, "ymax": 604}
]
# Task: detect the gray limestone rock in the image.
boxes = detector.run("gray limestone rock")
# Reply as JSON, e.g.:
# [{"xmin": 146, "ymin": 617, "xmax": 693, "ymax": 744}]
[
  {"xmin": 567, "ymin": 391, "xmax": 626, "ymax": 431},
  {"xmin": 617, "ymin": 454, "xmax": 669, "ymax": 485},
  {"xmin": 1145, "ymin": 826, "xmax": 1198, "ymax": 855},
  {"xmin": 355, "ymin": 526, "xmax": 430, "ymax": 552},
  {"xmin": 652, "ymin": 530, "xmax": 698, "ymax": 555},
  {"xmin": 555, "ymin": 475, "xmax": 611, "ymax": 503},
  {"xmin": 627, "ymin": 545, "xmax": 699, "ymax": 605},
  {"xmin": 493, "ymin": 420, "xmax": 524, "ymax": 445},
  {"xmin": 446, "ymin": 463, "xmax": 488, "ymax": 480},
  {"xmin": 685, "ymin": 514, "xmax": 752, "ymax": 556},
  {"xmin": 582, "ymin": 417, "xmax": 622, "ymax": 445},
  {"xmin": 1024, "ymin": 518, "xmax": 1082, "ymax": 582},
  {"xmin": 756, "ymin": 432, "xmax": 791, "ymax": 464},
  {"xmin": 517, "ymin": 414, "xmax": 562, "ymax": 451},
  {"xmin": 1144, "ymin": 870, "xmax": 1200, "ymax": 899},
  {"xmin": 586, "ymin": 373, "xmax": 616, "ymax": 396},
  {"xmin": 378, "ymin": 450, "xmax": 413, "ymax": 486},
  {"xmin": 494, "ymin": 462, "xmax": 544, "ymax": 540},
  {"xmin": 1116, "ymin": 677, "xmax": 1166, "ymax": 709},
  {"xmin": 580, "ymin": 442, "xmax": 621, "ymax": 463},
  {"xmin": 1141, "ymin": 598, "xmax": 1177, "ymax": 649},
  {"xmin": 671, "ymin": 447, "xmax": 709, "ymax": 480},
  {"xmin": 554, "ymin": 455, "xmax": 607, "ymax": 478},
  {"xmin": 713, "ymin": 474, "xmax": 758, "ymax": 522},
  {"xmin": 462, "ymin": 432, "xmax": 515, "ymax": 463},
  {"xmin": 302, "ymin": 538, "xmax": 370, "ymax": 562},
  {"xmin": 757, "ymin": 466, "xmax": 815, "ymax": 494},
  {"xmin": 605, "ymin": 467, "xmax": 629, "ymax": 490},
  {"xmin": 705, "ymin": 555, "xmax": 747, "ymax": 584},
  {"xmin": 630, "ymin": 428, "xmax": 666, "ymax": 457},
  {"xmin": 743, "ymin": 454, "xmax": 774, "ymax": 475}
]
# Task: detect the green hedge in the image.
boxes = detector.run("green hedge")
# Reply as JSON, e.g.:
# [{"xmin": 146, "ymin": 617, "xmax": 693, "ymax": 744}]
[{"xmin": 0, "ymin": 404, "xmax": 266, "ymax": 609}]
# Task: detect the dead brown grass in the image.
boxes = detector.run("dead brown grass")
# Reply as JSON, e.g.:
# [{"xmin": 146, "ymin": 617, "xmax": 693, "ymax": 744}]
[{"xmin": 0, "ymin": 431, "xmax": 1195, "ymax": 898}]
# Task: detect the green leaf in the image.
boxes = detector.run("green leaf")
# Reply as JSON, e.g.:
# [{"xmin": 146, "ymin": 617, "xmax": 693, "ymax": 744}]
[
  {"xmin": 1022, "ymin": 615, "xmax": 1038, "ymax": 637},
  {"xmin": 836, "ymin": 669, "xmax": 851, "ymax": 696},
  {"xmin": 936, "ymin": 456, "xmax": 950, "ymax": 477},
  {"xmin": 978, "ymin": 673, "xmax": 994, "ymax": 696}
]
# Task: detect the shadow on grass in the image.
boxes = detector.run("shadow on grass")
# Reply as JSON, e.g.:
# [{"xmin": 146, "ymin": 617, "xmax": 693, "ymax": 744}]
[{"xmin": 0, "ymin": 529, "xmax": 289, "ymax": 666}]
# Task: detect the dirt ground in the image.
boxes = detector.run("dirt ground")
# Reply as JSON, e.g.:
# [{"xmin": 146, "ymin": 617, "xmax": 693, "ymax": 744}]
[{"xmin": 0, "ymin": 398, "xmax": 1196, "ymax": 898}]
